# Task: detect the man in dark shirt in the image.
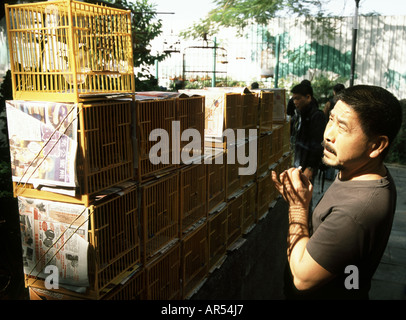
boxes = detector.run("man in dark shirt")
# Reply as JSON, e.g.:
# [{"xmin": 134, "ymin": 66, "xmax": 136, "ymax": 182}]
[
  {"xmin": 290, "ymin": 83, "xmax": 326, "ymax": 182},
  {"xmin": 272, "ymin": 85, "xmax": 402, "ymax": 299}
]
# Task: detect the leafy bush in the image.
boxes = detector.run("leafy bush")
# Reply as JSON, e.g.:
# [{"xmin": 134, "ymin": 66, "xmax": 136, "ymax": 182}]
[
  {"xmin": 386, "ymin": 99, "xmax": 406, "ymax": 165},
  {"xmin": 0, "ymin": 70, "xmax": 13, "ymax": 199},
  {"xmin": 0, "ymin": 160, "xmax": 12, "ymax": 198}
]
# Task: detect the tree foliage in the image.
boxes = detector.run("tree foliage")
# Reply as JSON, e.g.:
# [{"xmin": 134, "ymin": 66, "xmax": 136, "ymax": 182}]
[
  {"xmin": 386, "ymin": 99, "xmax": 406, "ymax": 165},
  {"xmin": 0, "ymin": 71, "xmax": 13, "ymax": 198},
  {"xmin": 180, "ymin": 0, "xmax": 326, "ymax": 39},
  {"xmin": 105, "ymin": 0, "xmax": 169, "ymax": 90},
  {"xmin": 105, "ymin": 0, "xmax": 169, "ymax": 68}
]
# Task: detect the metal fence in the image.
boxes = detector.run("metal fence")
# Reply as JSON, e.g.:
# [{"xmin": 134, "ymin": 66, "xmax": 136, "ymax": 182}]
[{"xmin": 157, "ymin": 15, "xmax": 406, "ymax": 100}]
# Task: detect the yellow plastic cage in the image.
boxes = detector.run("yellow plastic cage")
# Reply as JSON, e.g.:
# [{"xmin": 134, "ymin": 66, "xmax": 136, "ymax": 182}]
[{"xmin": 5, "ymin": 0, "xmax": 134, "ymax": 102}]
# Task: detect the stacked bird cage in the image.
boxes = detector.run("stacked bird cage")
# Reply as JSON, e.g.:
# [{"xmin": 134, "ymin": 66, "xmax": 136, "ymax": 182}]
[{"xmin": 5, "ymin": 0, "xmax": 140, "ymax": 300}]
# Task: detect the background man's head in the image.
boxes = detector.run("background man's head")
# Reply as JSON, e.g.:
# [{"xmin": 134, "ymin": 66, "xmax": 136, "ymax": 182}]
[{"xmin": 291, "ymin": 83, "xmax": 314, "ymax": 112}]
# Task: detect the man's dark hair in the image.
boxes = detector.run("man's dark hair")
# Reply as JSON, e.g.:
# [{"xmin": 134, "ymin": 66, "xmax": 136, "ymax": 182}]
[
  {"xmin": 336, "ymin": 85, "xmax": 403, "ymax": 159},
  {"xmin": 300, "ymin": 79, "xmax": 312, "ymax": 87},
  {"xmin": 291, "ymin": 82, "xmax": 313, "ymax": 97},
  {"xmin": 333, "ymin": 83, "xmax": 345, "ymax": 94},
  {"xmin": 251, "ymin": 82, "xmax": 259, "ymax": 89}
]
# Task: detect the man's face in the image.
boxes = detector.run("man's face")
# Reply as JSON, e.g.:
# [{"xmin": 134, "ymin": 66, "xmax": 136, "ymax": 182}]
[
  {"xmin": 292, "ymin": 93, "xmax": 311, "ymax": 112},
  {"xmin": 322, "ymin": 100, "xmax": 373, "ymax": 177}
]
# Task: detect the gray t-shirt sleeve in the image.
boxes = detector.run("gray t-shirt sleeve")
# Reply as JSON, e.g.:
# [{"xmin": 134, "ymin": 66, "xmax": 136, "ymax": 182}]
[{"xmin": 306, "ymin": 211, "xmax": 365, "ymax": 274}]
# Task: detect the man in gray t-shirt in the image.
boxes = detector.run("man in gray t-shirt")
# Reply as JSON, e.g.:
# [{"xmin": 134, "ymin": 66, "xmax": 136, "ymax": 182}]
[
  {"xmin": 272, "ymin": 85, "xmax": 402, "ymax": 299},
  {"xmin": 304, "ymin": 172, "xmax": 397, "ymax": 299}
]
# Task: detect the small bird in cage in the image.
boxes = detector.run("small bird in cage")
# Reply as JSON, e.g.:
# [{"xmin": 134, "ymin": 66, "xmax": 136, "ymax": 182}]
[{"xmin": 63, "ymin": 43, "xmax": 91, "ymax": 86}]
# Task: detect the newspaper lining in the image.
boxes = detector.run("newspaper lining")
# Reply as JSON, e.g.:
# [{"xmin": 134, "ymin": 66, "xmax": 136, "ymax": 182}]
[
  {"xmin": 18, "ymin": 196, "xmax": 89, "ymax": 288},
  {"xmin": 6, "ymin": 100, "xmax": 78, "ymax": 189}
]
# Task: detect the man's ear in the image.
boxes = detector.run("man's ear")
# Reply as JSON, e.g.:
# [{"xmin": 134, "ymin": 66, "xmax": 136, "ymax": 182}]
[{"xmin": 369, "ymin": 136, "xmax": 389, "ymax": 159}]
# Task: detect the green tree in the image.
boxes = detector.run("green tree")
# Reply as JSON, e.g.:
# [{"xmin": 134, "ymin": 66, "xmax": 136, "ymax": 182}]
[
  {"xmin": 386, "ymin": 99, "xmax": 406, "ymax": 165},
  {"xmin": 0, "ymin": 71, "xmax": 12, "ymax": 139},
  {"xmin": 310, "ymin": 74, "xmax": 348, "ymax": 106},
  {"xmin": 105, "ymin": 0, "xmax": 169, "ymax": 90},
  {"xmin": 0, "ymin": 71, "xmax": 13, "ymax": 198},
  {"xmin": 180, "ymin": 0, "xmax": 328, "ymax": 39}
]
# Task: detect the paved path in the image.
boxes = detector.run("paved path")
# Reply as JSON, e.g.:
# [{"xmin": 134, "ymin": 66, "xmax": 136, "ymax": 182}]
[{"xmin": 370, "ymin": 164, "xmax": 406, "ymax": 300}]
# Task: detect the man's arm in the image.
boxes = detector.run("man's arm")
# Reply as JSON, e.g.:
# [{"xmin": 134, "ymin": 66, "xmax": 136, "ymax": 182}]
[{"xmin": 272, "ymin": 168, "xmax": 334, "ymax": 291}]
